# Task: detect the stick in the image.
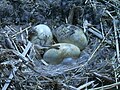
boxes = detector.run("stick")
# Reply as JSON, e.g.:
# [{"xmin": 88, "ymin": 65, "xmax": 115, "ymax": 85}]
[{"xmin": 2, "ymin": 41, "xmax": 32, "ymax": 90}]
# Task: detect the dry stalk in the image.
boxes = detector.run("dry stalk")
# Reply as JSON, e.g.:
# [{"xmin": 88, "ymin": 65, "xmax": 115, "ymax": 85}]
[
  {"xmin": 11, "ymin": 25, "xmax": 32, "ymax": 39},
  {"xmin": 2, "ymin": 41, "xmax": 32, "ymax": 90},
  {"xmin": 88, "ymin": 81, "xmax": 120, "ymax": 90}
]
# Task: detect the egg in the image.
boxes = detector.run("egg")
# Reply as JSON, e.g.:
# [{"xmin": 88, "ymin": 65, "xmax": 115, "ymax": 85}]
[
  {"xmin": 61, "ymin": 57, "xmax": 77, "ymax": 65},
  {"xmin": 43, "ymin": 43, "xmax": 80, "ymax": 65},
  {"xmin": 29, "ymin": 24, "xmax": 53, "ymax": 46},
  {"xmin": 53, "ymin": 24, "xmax": 88, "ymax": 50}
]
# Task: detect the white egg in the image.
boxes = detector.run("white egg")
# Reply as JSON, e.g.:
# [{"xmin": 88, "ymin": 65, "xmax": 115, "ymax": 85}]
[
  {"xmin": 53, "ymin": 24, "xmax": 88, "ymax": 50},
  {"xmin": 30, "ymin": 24, "xmax": 53, "ymax": 46},
  {"xmin": 43, "ymin": 43, "xmax": 80, "ymax": 65},
  {"xmin": 61, "ymin": 57, "xmax": 77, "ymax": 65}
]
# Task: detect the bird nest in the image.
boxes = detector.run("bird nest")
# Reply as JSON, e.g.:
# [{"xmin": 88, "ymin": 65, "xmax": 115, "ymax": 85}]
[{"xmin": 0, "ymin": 0, "xmax": 120, "ymax": 90}]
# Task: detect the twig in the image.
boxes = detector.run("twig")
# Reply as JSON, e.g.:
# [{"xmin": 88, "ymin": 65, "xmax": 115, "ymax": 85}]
[
  {"xmin": 12, "ymin": 45, "xmax": 53, "ymax": 82},
  {"xmin": 11, "ymin": 25, "xmax": 31, "ymax": 39},
  {"xmin": 41, "ymin": 59, "xmax": 49, "ymax": 66},
  {"xmin": 61, "ymin": 83, "xmax": 77, "ymax": 90},
  {"xmin": 92, "ymin": 72, "xmax": 115, "ymax": 83},
  {"xmin": 83, "ymin": 20, "xmax": 112, "ymax": 45},
  {"xmin": 112, "ymin": 60, "xmax": 119, "ymax": 90},
  {"xmin": 5, "ymin": 34, "xmax": 15, "ymax": 49},
  {"xmin": 100, "ymin": 18, "xmax": 105, "ymax": 38},
  {"xmin": 5, "ymin": 25, "xmax": 17, "ymax": 33},
  {"xmin": 88, "ymin": 81, "xmax": 120, "ymax": 90},
  {"xmin": 103, "ymin": 1, "xmax": 120, "ymax": 10},
  {"xmin": 85, "ymin": 0, "xmax": 89, "ymax": 4},
  {"xmin": 106, "ymin": 9, "xmax": 120, "ymax": 89},
  {"xmin": 106, "ymin": 10, "xmax": 120, "ymax": 63},
  {"xmin": 11, "ymin": 39, "xmax": 19, "ymax": 51},
  {"xmin": 88, "ymin": 28, "xmax": 103, "ymax": 39},
  {"xmin": 2, "ymin": 41, "xmax": 32, "ymax": 90},
  {"xmin": 77, "ymin": 81, "xmax": 94, "ymax": 90},
  {"xmin": 34, "ymin": 44, "xmax": 60, "ymax": 50},
  {"xmin": 113, "ymin": 19, "xmax": 120, "ymax": 63}
]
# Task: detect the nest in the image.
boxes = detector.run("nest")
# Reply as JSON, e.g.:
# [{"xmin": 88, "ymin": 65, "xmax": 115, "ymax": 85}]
[{"xmin": 0, "ymin": 0, "xmax": 120, "ymax": 90}]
